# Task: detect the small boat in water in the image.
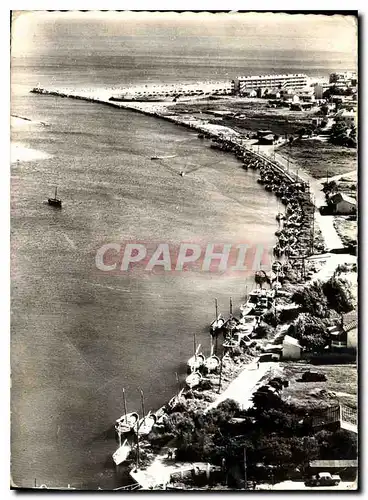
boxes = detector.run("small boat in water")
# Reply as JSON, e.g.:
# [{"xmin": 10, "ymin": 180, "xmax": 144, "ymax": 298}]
[
  {"xmin": 134, "ymin": 390, "xmax": 156, "ymax": 436},
  {"xmin": 210, "ymin": 299, "xmax": 224, "ymax": 334},
  {"xmin": 115, "ymin": 389, "xmax": 139, "ymax": 434},
  {"xmin": 151, "ymin": 155, "xmax": 176, "ymax": 160},
  {"xmin": 240, "ymin": 289, "xmax": 264, "ymax": 316},
  {"xmin": 204, "ymin": 355, "xmax": 220, "ymax": 372},
  {"xmin": 115, "ymin": 412, "xmax": 139, "ymax": 434},
  {"xmin": 185, "ymin": 371, "xmax": 202, "ymax": 389},
  {"xmin": 112, "ymin": 439, "xmax": 131, "ymax": 466},
  {"xmin": 168, "ymin": 388, "xmax": 185, "ymax": 410},
  {"xmin": 135, "ymin": 411, "xmax": 157, "ymax": 436},
  {"xmin": 187, "ymin": 334, "xmax": 205, "ymax": 372},
  {"xmin": 48, "ymin": 187, "xmax": 62, "ymax": 208}
]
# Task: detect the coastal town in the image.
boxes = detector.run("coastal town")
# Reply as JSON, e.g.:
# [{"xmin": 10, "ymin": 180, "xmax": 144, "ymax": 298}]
[{"xmin": 30, "ymin": 68, "xmax": 358, "ymax": 490}]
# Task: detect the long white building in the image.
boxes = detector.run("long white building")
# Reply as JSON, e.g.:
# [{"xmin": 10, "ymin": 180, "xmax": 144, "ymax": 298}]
[{"xmin": 234, "ymin": 73, "xmax": 308, "ymax": 94}]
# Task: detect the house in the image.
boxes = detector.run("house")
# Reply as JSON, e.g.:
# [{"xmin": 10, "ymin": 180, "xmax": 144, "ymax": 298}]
[
  {"xmin": 329, "ymin": 192, "xmax": 357, "ymax": 215},
  {"xmin": 282, "ymin": 335, "xmax": 301, "ymax": 359},
  {"xmin": 335, "ymin": 108, "xmax": 357, "ymax": 127},
  {"xmin": 257, "ymin": 129, "xmax": 273, "ymax": 139},
  {"xmin": 328, "ymin": 310, "xmax": 357, "ymax": 352},
  {"xmin": 343, "ymin": 310, "xmax": 358, "ymax": 351},
  {"xmin": 258, "ymin": 134, "xmax": 275, "ymax": 145}
]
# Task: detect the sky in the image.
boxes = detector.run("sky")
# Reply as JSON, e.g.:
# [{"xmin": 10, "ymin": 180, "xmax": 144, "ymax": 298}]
[{"xmin": 11, "ymin": 11, "xmax": 358, "ymax": 60}]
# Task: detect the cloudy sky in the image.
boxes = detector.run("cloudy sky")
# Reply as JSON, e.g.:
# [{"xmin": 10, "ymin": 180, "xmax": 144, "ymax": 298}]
[{"xmin": 12, "ymin": 11, "xmax": 357, "ymax": 59}]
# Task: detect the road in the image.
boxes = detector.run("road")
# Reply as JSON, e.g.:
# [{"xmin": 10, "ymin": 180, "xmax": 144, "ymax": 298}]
[
  {"xmin": 206, "ymin": 361, "xmax": 282, "ymax": 412},
  {"xmin": 257, "ymin": 144, "xmax": 345, "ymax": 251}
]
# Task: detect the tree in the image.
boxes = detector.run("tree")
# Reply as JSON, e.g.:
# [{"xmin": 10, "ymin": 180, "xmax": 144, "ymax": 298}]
[
  {"xmin": 323, "ymin": 277, "xmax": 354, "ymax": 314},
  {"xmin": 292, "ymin": 281, "xmax": 329, "ymax": 318},
  {"xmin": 289, "ymin": 313, "xmax": 329, "ymax": 353},
  {"xmin": 322, "ymin": 180, "xmax": 338, "ymax": 194}
]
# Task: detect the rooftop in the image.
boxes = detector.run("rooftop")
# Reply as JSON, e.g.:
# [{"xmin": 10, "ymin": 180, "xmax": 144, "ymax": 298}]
[
  {"xmin": 330, "ymin": 192, "xmax": 357, "ymax": 206},
  {"xmin": 283, "ymin": 335, "xmax": 301, "ymax": 347},
  {"xmin": 309, "ymin": 460, "xmax": 358, "ymax": 468}
]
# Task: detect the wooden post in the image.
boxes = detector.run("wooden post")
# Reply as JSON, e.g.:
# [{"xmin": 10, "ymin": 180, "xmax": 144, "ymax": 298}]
[
  {"xmin": 243, "ymin": 448, "xmax": 247, "ymax": 490},
  {"xmin": 136, "ymin": 427, "xmax": 140, "ymax": 469},
  {"xmin": 218, "ymin": 357, "xmax": 223, "ymax": 393},
  {"xmin": 123, "ymin": 388, "xmax": 128, "ymax": 425},
  {"xmin": 229, "ymin": 297, "xmax": 233, "ymax": 317}
]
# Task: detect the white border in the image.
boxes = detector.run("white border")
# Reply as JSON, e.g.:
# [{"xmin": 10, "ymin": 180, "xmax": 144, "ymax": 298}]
[{"xmin": 4, "ymin": 4, "xmax": 364, "ymax": 499}]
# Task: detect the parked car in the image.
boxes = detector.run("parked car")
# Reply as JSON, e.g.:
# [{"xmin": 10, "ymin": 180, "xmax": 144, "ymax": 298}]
[{"xmin": 305, "ymin": 472, "xmax": 341, "ymax": 487}]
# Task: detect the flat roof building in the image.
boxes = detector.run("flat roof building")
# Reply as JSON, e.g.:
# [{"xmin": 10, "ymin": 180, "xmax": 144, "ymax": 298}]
[{"xmin": 234, "ymin": 73, "xmax": 308, "ymax": 95}]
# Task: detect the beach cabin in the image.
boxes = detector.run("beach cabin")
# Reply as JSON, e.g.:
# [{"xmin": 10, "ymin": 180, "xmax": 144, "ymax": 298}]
[{"xmin": 282, "ymin": 335, "xmax": 301, "ymax": 360}]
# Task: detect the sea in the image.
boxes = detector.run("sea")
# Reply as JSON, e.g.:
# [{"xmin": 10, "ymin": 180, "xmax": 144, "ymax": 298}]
[{"xmin": 10, "ymin": 18, "xmax": 357, "ymax": 490}]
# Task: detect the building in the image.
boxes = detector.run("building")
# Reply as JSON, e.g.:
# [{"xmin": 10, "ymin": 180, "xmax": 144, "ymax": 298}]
[
  {"xmin": 329, "ymin": 192, "xmax": 357, "ymax": 215},
  {"xmin": 234, "ymin": 73, "xmax": 308, "ymax": 95},
  {"xmin": 282, "ymin": 335, "xmax": 301, "ymax": 359},
  {"xmin": 329, "ymin": 72, "xmax": 357, "ymax": 86},
  {"xmin": 297, "ymin": 89, "xmax": 316, "ymax": 102},
  {"xmin": 334, "ymin": 108, "xmax": 357, "ymax": 127},
  {"xmin": 308, "ymin": 460, "xmax": 357, "ymax": 481},
  {"xmin": 258, "ymin": 134, "xmax": 275, "ymax": 145},
  {"xmin": 312, "ymin": 83, "xmax": 329, "ymax": 99}
]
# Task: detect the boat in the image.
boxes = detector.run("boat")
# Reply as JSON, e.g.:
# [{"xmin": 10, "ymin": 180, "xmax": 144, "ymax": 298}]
[
  {"xmin": 204, "ymin": 355, "xmax": 220, "ymax": 372},
  {"xmin": 151, "ymin": 155, "xmax": 176, "ymax": 160},
  {"xmin": 48, "ymin": 187, "xmax": 62, "ymax": 208},
  {"xmin": 180, "ymin": 171, "xmax": 185, "ymax": 177},
  {"xmin": 254, "ymin": 296, "xmax": 270, "ymax": 316},
  {"xmin": 135, "ymin": 411, "xmax": 157, "ymax": 436},
  {"xmin": 187, "ymin": 334, "xmax": 205, "ymax": 373},
  {"xmin": 134, "ymin": 390, "xmax": 156, "ymax": 436},
  {"xmin": 185, "ymin": 371, "xmax": 202, "ymax": 389},
  {"xmin": 240, "ymin": 289, "xmax": 264, "ymax": 316},
  {"xmin": 168, "ymin": 388, "xmax": 185, "ymax": 411},
  {"xmin": 238, "ymin": 315, "xmax": 258, "ymax": 334},
  {"xmin": 204, "ymin": 335, "xmax": 220, "ymax": 372},
  {"xmin": 210, "ymin": 299, "xmax": 224, "ymax": 333},
  {"xmin": 115, "ymin": 389, "xmax": 139, "ymax": 434},
  {"xmin": 115, "ymin": 412, "xmax": 139, "ymax": 434},
  {"xmin": 112, "ymin": 439, "xmax": 131, "ymax": 466}
]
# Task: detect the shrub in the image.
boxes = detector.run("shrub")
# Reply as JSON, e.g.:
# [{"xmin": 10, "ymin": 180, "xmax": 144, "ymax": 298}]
[
  {"xmin": 262, "ymin": 309, "xmax": 279, "ymax": 327},
  {"xmin": 254, "ymin": 322, "xmax": 273, "ymax": 338},
  {"xmin": 290, "ymin": 313, "xmax": 329, "ymax": 352},
  {"xmin": 279, "ymin": 306, "xmax": 301, "ymax": 323},
  {"xmin": 323, "ymin": 277, "xmax": 354, "ymax": 314},
  {"xmin": 292, "ymin": 281, "xmax": 329, "ymax": 318}
]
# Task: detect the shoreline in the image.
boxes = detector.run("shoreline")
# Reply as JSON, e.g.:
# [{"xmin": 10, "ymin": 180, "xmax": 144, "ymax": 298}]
[{"xmin": 30, "ymin": 87, "xmax": 356, "ymax": 490}]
